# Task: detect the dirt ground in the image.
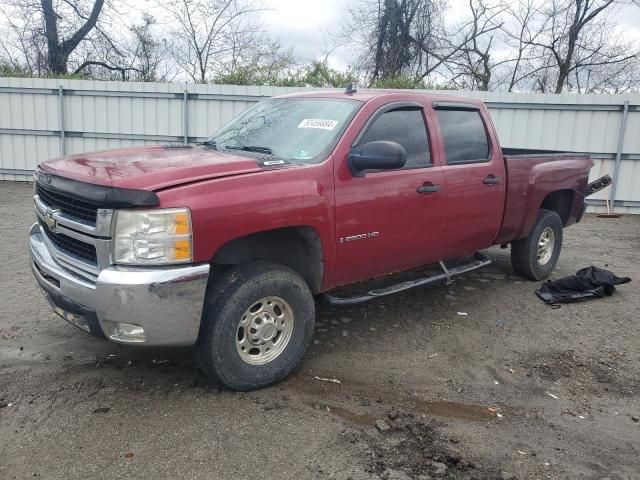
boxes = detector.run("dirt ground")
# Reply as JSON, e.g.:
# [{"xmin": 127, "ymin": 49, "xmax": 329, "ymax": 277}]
[{"xmin": 1, "ymin": 180, "xmax": 639, "ymax": 480}]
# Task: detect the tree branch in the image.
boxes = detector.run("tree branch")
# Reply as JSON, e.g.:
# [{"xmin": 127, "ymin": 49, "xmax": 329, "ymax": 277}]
[
  {"xmin": 61, "ymin": 0, "xmax": 105, "ymax": 55},
  {"xmin": 73, "ymin": 59, "xmax": 142, "ymax": 80}
]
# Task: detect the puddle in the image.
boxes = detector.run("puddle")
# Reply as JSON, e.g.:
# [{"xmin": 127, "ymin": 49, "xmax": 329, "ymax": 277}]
[
  {"xmin": 285, "ymin": 374, "xmax": 515, "ymax": 423},
  {"xmin": 326, "ymin": 405, "xmax": 376, "ymax": 426},
  {"xmin": 412, "ymin": 399, "xmax": 496, "ymax": 420},
  {"xmin": 325, "ymin": 401, "xmax": 494, "ymax": 424}
]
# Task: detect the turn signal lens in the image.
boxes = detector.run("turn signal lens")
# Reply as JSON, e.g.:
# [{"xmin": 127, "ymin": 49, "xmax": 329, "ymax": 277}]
[
  {"xmin": 174, "ymin": 211, "xmax": 191, "ymax": 235},
  {"xmin": 172, "ymin": 239, "xmax": 192, "ymax": 261}
]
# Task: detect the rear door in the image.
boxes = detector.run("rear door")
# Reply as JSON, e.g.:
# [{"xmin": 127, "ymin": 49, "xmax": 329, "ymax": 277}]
[
  {"xmin": 333, "ymin": 100, "xmax": 446, "ymax": 286},
  {"xmin": 430, "ymin": 103, "xmax": 506, "ymax": 259}
]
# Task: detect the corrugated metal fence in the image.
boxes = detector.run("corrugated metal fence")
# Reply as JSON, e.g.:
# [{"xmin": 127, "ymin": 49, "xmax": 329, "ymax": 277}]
[{"xmin": 1, "ymin": 77, "xmax": 639, "ymax": 213}]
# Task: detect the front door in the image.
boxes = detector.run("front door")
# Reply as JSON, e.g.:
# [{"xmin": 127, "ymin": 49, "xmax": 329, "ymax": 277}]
[{"xmin": 333, "ymin": 101, "xmax": 446, "ymax": 286}]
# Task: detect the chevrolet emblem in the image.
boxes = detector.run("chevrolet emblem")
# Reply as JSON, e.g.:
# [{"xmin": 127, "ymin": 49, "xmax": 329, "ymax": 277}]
[
  {"xmin": 44, "ymin": 207, "xmax": 60, "ymax": 231},
  {"xmin": 36, "ymin": 170, "xmax": 52, "ymax": 185}
]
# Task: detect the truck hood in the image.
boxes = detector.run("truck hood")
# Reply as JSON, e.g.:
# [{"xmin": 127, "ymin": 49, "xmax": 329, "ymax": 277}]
[{"xmin": 39, "ymin": 145, "xmax": 279, "ymax": 190}]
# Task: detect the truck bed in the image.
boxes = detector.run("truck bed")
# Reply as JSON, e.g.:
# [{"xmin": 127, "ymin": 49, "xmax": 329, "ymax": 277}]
[
  {"xmin": 502, "ymin": 147, "xmax": 585, "ymax": 158},
  {"xmin": 495, "ymin": 150, "xmax": 594, "ymax": 245}
]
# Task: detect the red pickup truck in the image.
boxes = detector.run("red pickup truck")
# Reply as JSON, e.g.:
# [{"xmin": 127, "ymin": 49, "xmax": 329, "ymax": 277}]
[{"xmin": 29, "ymin": 89, "xmax": 597, "ymax": 390}]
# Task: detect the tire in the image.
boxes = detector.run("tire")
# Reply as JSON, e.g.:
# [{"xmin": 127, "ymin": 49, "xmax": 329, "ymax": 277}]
[
  {"xmin": 197, "ymin": 261, "xmax": 315, "ymax": 391},
  {"xmin": 511, "ymin": 209, "xmax": 563, "ymax": 281}
]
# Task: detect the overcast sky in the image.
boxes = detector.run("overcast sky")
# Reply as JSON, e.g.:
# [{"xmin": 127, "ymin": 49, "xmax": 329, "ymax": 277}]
[
  {"xmin": 2, "ymin": 0, "xmax": 638, "ymax": 72},
  {"xmin": 258, "ymin": 0, "xmax": 640, "ymax": 69},
  {"xmin": 119, "ymin": 0, "xmax": 640, "ymax": 72},
  {"xmin": 261, "ymin": 0, "xmax": 349, "ymax": 67}
]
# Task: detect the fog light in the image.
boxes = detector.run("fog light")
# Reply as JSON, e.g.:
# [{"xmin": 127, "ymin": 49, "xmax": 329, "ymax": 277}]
[{"xmin": 104, "ymin": 321, "xmax": 146, "ymax": 343}]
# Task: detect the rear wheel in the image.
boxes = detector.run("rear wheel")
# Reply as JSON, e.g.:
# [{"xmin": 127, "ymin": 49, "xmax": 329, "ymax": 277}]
[
  {"xmin": 511, "ymin": 209, "xmax": 563, "ymax": 280},
  {"xmin": 197, "ymin": 261, "xmax": 315, "ymax": 390}
]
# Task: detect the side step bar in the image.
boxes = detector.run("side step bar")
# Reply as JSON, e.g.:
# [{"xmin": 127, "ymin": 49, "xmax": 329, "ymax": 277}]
[{"xmin": 324, "ymin": 253, "xmax": 492, "ymax": 306}]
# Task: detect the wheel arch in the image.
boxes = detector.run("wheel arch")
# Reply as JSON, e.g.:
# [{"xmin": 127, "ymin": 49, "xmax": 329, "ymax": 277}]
[
  {"xmin": 540, "ymin": 189, "xmax": 575, "ymax": 226},
  {"xmin": 210, "ymin": 226, "xmax": 324, "ymax": 294}
]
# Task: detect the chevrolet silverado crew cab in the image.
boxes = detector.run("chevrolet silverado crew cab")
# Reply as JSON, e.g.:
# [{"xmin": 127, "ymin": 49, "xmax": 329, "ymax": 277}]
[{"xmin": 28, "ymin": 89, "xmax": 601, "ymax": 390}]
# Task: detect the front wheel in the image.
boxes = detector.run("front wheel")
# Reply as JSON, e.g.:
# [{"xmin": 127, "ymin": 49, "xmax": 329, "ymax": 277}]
[
  {"xmin": 197, "ymin": 261, "xmax": 315, "ymax": 390},
  {"xmin": 510, "ymin": 209, "xmax": 563, "ymax": 281}
]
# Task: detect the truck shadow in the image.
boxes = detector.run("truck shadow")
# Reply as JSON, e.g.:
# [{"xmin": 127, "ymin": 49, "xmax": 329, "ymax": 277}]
[
  {"xmin": 59, "ymin": 249, "xmax": 518, "ymax": 391},
  {"xmin": 311, "ymin": 247, "xmax": 517, "ymax": 352}
]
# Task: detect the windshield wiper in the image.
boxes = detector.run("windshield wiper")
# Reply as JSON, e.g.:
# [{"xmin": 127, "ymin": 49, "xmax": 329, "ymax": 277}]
[
  {"xmin": 225, "ymin": 145, "xmax": 273, "ymax": 155},
  {"xmin": 196, "ymin": 139, "xmax": 217, "ymax": 148}
]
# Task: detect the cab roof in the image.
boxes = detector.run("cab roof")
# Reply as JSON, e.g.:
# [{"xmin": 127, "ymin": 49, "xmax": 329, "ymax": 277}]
[{"xmin": 274, "ymin": 89, "xmax": 484, "ymax": 107}]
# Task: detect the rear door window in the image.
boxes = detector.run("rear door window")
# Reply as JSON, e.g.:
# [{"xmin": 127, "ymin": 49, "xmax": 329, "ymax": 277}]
[
  {"xmin": 436, "ymin": 109, "xmax": 490, "ymax": 164},
  {"xmin": 358, "ymin": 108, "xmax": 431, "ymax": 169}
]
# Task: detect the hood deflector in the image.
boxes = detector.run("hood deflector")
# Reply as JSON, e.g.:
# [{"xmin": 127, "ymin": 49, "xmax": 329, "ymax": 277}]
[{"xmin": 34, "ymin": 169, "xmax": 159, "ymax": 207}]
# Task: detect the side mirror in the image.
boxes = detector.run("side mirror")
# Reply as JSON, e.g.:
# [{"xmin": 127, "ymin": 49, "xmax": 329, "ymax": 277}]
[{"xmin": 348, "ymin": 141, "xmax": 407, "ymax": 178}]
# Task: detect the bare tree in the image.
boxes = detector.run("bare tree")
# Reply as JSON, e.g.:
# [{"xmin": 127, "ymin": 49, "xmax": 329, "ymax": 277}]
[
  {"xmin": 344, "ymin": 0, "xmax": 509, "ymax": 87},
  {"xmin": 1, "ymin": 0, "xmax": 638, "ymax": 91},
  {"xmin": 444, "ymin": 0, "xmax": 505, "ymax": 91},
  {"xmin": 162, "ymin": 0, "xmax": 267, "ymax": 83},
  {"xmin": 341, "ymin": 0, "xmax": 640, "ymax": 92},
  {"xmin": 0, "ymin": 0, "xmax": 132, "ymax": 77},
  {"xmin": 525, "ymin": 0, "xmax": 637, "ymax": 93},
  {"xmin": 117, "ymin": 13, "xmax": 173, "ymax": 82},
  {"xmin": 215, "ymin": 38, "xmax": 295, "ymax": 85},
  {"xmin": 40, "ymin": 0, "xmax": 104, "ymax": 74},
  {"xmin": 499, "ymin": 0, "xmax": 548, "ymax": 91},
  {"xmin": 371, "ymin": 0, "xmax": 419, "ymax": 79},
  {"xmin": 344, "ymin": 0, "xmax": 446, "ymax": 81},
  {"xmin": 0, "ymin": 0, "xmax": 279, "ymax": 83},
  {"xmin": 69, "ymin": 14, "xmax": 170, "ymax": 82},
  {"xmin": 0, "ymin": 1, "xmax": 49, "ymax": 76}
]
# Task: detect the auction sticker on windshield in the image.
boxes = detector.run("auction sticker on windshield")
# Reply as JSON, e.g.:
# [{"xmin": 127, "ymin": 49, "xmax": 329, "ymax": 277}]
[{"xmin": 297, "ymin": 119, "xmax": 339, "ymax": 130}]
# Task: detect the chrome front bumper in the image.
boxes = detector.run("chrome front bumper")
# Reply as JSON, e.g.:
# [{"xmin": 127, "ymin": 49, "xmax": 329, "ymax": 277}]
[{"xmin": 28, "ymin": 223, "xmax": 210, "ymax": 346}]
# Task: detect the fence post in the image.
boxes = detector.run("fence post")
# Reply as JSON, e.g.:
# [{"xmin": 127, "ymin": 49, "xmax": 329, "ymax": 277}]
[
  {"xmin": 611, "ymin": 100, "xmax": 630, "ymax": 211},
  {"xmin": 182, "ymin": 88, "xmax": 189, "ymax": 144},
  {"xmin": 58, "ymin": 85, "xmax": 66, "ymax": 155}
]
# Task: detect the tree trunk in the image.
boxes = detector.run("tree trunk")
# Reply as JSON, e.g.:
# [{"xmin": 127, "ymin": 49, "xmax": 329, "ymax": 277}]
[
  {"xmin": 554, "ymin": 64, "xmax": 568, "ymax": 93},
  {"xmin": 554, "ymin": 19, "xmax": 579, "ymax": 93},
  {"xmin": 48, "ymin": 50, "xmax": 69, "ymax": 75},
  {"xmin": 41, "ymin": 0, "xmax": 105, "ymax": 75}
]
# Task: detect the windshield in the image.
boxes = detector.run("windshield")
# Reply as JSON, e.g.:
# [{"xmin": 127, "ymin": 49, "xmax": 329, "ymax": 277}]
[{"xmin": 207, "ymin": 98, "xmax": 361, "ymax": 164}]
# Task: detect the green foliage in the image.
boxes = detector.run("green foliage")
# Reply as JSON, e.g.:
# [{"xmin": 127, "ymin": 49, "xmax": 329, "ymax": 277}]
[
  {"xmin": 44, "ymin": 72, "xmax": 90, "ymax": 80},
  {"xmin": 368, "ymin": 74, "xmax": 454, "ymax": 90},
  {"xmin": 215, "ymin": 65, "xmax": 288, "ymax": 86},
  {"xmin": 1, "ymin": 56, "xmax": 457, "ymax": 91},
  {"xmin": 214, "ymin": 42, "xmax": 296, "ymax": 86},
  {"xmin": 0, "ymin": 62, "xmax": 30, "ymax": 77},
  {"xmin": 215, "ymin": 60, "xmax": 358, "ymax": 88},
  {"xmin": 127, "ymin": 13, "xmax": 163, "ymax": 82},
  {"xmin": 214, "ymin": 64, "xmax": 456, "ymax": 90},
  {"xmin": 0, "ymin": 62, "xmax": 88, "ymax": 79},
  {"xmin": 297, "ymin": 61, "xmax": 358, "ymax": 88},
  {"xmin": 368, "ymin": 74, "xmax": 423, "ymax": 89}
]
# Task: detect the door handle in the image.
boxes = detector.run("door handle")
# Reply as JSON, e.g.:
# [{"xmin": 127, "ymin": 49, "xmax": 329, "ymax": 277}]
[
  {"xmin": 416, "ymin": 182, "xmax": 441, "ymax": 194},
  {"xmin": 483, "ymin": 174, "xmax": 501, "ymax": 185}
]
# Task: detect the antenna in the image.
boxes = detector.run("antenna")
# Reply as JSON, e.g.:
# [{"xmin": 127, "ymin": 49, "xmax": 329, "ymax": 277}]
[{"xmin": 345, "ymin": 83, "xmax": 357, "ymax": 94}]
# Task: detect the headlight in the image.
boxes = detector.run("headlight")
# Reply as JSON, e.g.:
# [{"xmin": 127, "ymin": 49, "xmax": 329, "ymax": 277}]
[{"xmin": 113, "ymin": 208, "xmax": 193, "ymax": 265}]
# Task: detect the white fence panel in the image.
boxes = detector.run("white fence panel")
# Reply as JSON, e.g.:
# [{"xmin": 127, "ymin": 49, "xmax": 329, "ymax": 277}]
[{"xmin": 1, "ymin": 77, "xmax": 639, "ymax": 213}]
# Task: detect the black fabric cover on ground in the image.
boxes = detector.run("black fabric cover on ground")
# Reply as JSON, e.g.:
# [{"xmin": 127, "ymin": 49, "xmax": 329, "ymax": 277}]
[{"xmin": 536, "ymin": 266, "xmax": 631, "ymax": 305}]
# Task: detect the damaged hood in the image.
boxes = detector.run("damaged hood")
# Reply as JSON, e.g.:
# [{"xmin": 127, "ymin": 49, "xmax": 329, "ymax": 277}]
[{"xmin": 39, "ymin": 145, "xmax": 283, "ymax": 190}]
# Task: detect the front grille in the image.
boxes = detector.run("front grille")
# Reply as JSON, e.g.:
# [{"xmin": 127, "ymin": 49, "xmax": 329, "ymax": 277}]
[
  {"xmin": 36, "ymin": 183, "xmax": 99, "ymax": 223},
  {"xmin": 41, "ymin": 221, "xmax": 97, "ymax": 264}
]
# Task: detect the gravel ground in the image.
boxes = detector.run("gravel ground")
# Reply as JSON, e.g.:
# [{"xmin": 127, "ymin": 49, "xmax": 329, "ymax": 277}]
[{"xmin": 1, "ymin": 180, "xmax": 639, "ymax": 480}]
